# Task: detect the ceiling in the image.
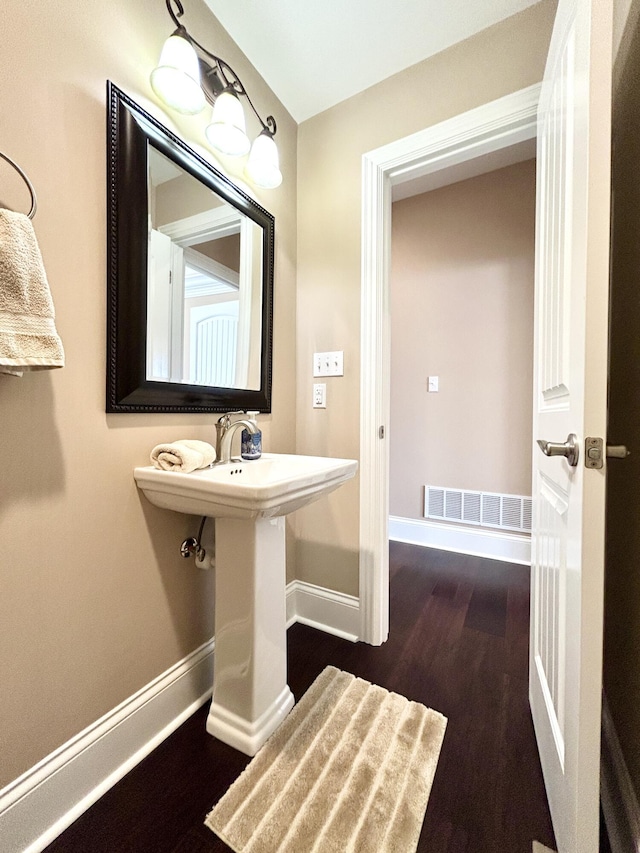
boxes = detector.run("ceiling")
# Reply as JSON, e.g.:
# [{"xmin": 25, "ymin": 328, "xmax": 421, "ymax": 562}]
[{"xmin": 205, "ymin": 0, "xmax": 543, "ymax": 123}]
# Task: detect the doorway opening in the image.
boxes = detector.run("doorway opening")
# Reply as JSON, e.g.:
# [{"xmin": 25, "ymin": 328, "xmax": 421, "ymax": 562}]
[
  {"xmin": 358, "ymin": 83, "xmax": 541, "ymax": 645},
  {"xmin": 388, "ymin": 159, "xmax": 536, "ymax": 569}
]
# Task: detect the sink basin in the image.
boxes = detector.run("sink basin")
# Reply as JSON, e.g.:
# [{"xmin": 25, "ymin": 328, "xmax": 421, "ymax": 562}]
[{"xmin": 134, "ymin": 452, "xmax": 358, "ymax": 519}]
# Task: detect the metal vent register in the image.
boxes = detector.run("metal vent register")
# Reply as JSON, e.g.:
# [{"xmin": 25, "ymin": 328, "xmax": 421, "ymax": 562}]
[{"xmin": 424, "ymin": 486, "xmax": 532, "ymax": 534}]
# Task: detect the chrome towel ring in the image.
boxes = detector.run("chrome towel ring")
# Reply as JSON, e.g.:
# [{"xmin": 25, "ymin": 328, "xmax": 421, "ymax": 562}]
[{"xmin": 0, "ymin": 151, "xmax": 37, "ymax": 219}]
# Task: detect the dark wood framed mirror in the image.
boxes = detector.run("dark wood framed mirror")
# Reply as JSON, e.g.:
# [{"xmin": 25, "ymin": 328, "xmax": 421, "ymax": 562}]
[{"xmin": 106, "ymin": 82, "xmax": 274, "ymax": 413}]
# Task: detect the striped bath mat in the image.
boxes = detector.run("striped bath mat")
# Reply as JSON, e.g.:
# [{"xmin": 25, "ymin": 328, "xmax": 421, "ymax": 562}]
[{"xmin": 206, "ymin": 666, "xmax": 447, "ymax": 852}]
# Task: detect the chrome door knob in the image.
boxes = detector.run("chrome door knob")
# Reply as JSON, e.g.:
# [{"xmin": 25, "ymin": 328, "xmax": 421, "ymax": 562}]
[{"xmin": 536, "ymin": 433, "xmax": 579, "ymax": 467}]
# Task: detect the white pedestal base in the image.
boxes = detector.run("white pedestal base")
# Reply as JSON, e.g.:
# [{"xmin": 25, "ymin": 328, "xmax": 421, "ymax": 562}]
[
  {"xmin": 206, "ymin": 684, "xmax": 294, "ymax": 756},
  {"xmin": 208, "ymin": 515, "xmax": 294, "ymax": 756}
]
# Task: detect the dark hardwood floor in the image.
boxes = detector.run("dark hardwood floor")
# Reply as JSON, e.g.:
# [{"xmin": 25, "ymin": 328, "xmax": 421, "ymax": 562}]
[{"xmin": 45, "ymin": 544, "xmax": 557, "ymax": 853}]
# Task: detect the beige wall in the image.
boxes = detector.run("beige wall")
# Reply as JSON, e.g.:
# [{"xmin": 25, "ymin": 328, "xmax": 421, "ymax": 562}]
[
  {"xmin": 155, "ymin": 169, "xmax": 223, "ymax": 224},
  {"xmin": 389, "ymin": 161, "xmax": 536, "ymax": 520},
  {"xmin": 605, "ymin": 0, "xmax": 640, "ymax": 804},
  {"xmin": 199, "ymin": 235, "xmax": 241, "ymax": 272},
  {"xmin": 0, "ymin": 0, "xmax": 296, "ymax": 787},
  {"xmin": 295, "ymin": 0, "xmax": 556, "ymax": 595}
]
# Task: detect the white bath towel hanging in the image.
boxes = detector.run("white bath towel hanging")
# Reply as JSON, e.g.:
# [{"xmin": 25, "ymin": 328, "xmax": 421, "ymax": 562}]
[{"xmin": 0, "ymin": 208, "xmax": 65, "ymax": 377}]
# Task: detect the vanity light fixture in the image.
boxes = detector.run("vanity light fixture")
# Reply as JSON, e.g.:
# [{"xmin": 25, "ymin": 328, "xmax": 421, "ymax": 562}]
[{"xmin": 150, "ymin": 0, "xmax": 282, "ymax": 188}]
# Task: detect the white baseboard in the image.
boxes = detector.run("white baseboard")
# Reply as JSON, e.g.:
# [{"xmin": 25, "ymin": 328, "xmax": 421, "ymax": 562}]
[
  {"xmin": 286, "ymin": 579, "xmax": 360, "ymax": 642},
  {"xmin": 601, "ymin": 692, "xmax": 640, "ymax": 852},
  {"xmin": 0, "ymin": 583, "xmax": 360, "ymax": 853},
  {"xmin": 0, "ymin": 639, "xmax": 215, "ymax": 853},
  {"xmin": 389, "ymin": 515, "xmax": 531, "ymax": 565}
]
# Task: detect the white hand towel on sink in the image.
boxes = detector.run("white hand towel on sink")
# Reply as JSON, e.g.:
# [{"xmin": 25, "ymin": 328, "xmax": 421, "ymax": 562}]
[{"xmin": 150, "ymin": 439, "xmax": 216, "ymax": 473}]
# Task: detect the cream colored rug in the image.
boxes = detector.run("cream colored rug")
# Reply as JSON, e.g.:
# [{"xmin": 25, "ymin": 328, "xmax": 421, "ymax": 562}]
[{"xmin": 205, "ymin": 666, "xmax": 447, "ymax": 853}]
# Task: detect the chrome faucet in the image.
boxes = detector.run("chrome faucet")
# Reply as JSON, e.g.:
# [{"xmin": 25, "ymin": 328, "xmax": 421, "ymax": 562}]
[{"xmin": 215, "ymin": 412, "xmax": 258, "ymax": 464}]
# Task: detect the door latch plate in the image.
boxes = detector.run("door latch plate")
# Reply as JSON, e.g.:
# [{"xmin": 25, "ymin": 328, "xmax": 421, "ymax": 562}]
[{"xmin": 585, "ymin": 437, "xmax": 603, "ymax": 469}]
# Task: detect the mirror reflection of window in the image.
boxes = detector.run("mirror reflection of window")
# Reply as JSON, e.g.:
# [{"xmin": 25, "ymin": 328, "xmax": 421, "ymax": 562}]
[{"xmin": 146, "ymin": 146, "xmax": 262, "ymax": 389}]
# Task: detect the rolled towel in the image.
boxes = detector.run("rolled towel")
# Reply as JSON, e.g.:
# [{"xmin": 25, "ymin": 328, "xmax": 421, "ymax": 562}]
[{"xmin": 150, "ymin": 439, "xmax": 216, "ymax": 473}]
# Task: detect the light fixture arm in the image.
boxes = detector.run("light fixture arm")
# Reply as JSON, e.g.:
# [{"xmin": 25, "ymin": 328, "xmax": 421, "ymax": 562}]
[{"xmin": 163, "ymin": 0, "xmax": 277, "ymax": 136}]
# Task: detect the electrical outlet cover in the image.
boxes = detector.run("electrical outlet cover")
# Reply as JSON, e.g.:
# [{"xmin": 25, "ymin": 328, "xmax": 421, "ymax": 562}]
[{"xmin": 313, "ymin": 383, "xmax": 326, "ymax": 407}]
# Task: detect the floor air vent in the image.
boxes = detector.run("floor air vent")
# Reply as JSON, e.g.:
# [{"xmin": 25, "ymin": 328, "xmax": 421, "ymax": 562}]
[{"xmin": 424, "ymin": 486, "xmax": 532, "ymax": 534}]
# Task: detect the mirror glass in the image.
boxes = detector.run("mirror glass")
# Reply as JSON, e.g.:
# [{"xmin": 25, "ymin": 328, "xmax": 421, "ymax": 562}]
[
  {"xmin": 147, "ymin": 148, "xmax": 263, "ymax": 390},
  {"xmin": 107, "ymin": 82, "xmax": 274, "ymax": 413}
]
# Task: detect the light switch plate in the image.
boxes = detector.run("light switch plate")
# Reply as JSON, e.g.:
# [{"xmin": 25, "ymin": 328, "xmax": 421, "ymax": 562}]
[
  {"xmin": 428, "ymin": 376, "xmax": 439, "ymax": 393},
  {"xmin": 313, "ymin": 351, "xmax": 344, "ymax": 377}
]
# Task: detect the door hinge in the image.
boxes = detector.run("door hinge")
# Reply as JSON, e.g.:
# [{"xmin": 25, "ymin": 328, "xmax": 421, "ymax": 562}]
[
  {"xmin": 585, "ymin": 437, "xmax": 630, "ymax": 469},
  {"xmin": 378, "ymin": 425, "xmax": 385, "ymax": 439}
]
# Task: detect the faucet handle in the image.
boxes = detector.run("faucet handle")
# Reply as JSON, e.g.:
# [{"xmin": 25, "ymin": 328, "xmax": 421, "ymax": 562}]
[{"xmin": 217, "ymin": 410, "xmax": 243, "ymax": 427}]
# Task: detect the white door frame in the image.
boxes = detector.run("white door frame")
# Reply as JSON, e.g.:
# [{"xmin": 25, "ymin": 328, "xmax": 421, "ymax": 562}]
[{"xmin": 359, "ymin": 83, "xmax": 541, "ymax": 645}]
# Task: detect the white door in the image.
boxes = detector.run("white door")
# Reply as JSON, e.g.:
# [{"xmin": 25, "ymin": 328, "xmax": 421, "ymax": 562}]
[
  {"xmin": 147, "ymin": 228, "xmax": 174, "ymax": 381},
  {"xmin": 530, "ymin": 1, "xmax": 612, "ymax": 850},
  {"xmin": 185, "ymin": 299, "xmax": 239, "ymax": 386}
]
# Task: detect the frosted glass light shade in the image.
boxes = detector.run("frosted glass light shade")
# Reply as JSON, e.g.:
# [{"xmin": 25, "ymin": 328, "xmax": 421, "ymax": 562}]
[
  {"xmin": 245, "ymin": 132, "xmax": 282, "ymax": 189},
  {"xmin": 205, "ymin": 89, "xmax": 251, "ymax": 156},
  {"xmin": 150, "ymin": 35, "xmax": 206, "ymax": 115}
]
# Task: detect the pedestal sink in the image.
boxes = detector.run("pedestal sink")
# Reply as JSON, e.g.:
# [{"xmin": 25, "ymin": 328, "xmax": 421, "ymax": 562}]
[{"xmin": 134, "ymin": 453, "xmax": 357, "ymax": 755}]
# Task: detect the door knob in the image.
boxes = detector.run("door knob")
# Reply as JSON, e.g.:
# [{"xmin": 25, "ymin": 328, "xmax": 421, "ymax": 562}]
[{"xmin": 536, "ymin": 433, "xmax": 579, "ymax": 467}]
